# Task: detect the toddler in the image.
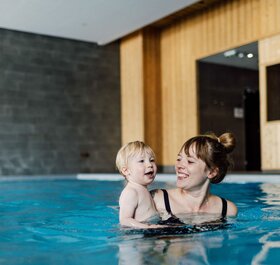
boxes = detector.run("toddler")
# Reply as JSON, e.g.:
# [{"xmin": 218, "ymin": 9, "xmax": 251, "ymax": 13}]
[{"xmin": 116, "ymin": 141, "xmax": 161, "ymax": 228}]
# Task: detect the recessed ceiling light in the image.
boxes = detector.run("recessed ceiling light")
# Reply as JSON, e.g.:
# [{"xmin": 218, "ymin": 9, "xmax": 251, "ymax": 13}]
[
  {"xmin": 237, "ymin": 52, "xmax": 244, "ymax": 58},
  {"xmin": 224, "ymin": 49, "xmax": 236, "ymax": 57}
]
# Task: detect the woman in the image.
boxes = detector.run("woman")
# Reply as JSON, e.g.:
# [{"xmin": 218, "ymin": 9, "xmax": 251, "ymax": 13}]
[{"xmin": 152, "ymin": 132, "xmax": 238, "ymax": 224}]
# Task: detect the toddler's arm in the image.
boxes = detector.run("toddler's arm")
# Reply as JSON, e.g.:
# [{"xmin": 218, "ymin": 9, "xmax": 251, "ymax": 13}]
[{"xmin": 119, "ymin": 188, "xmax": 161, "ymax": 229}]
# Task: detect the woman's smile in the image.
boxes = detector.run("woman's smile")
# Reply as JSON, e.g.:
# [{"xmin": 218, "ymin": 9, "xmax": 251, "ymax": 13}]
[
  {"xmin": 176, "ymin": 168, "xmax": 189, "ymax": 178},
  {"xmin": 177, "ymin": 173, "xmax": 189, "ymax": 180}
]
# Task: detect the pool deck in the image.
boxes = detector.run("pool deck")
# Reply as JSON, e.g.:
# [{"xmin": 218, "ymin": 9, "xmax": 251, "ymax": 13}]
[{"xmin": 0, "ymin": 173, "xmax": 279, "ymax": 183}]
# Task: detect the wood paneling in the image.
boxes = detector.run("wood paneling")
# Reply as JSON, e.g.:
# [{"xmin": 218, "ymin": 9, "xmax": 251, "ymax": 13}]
[
  {"xmin": 160, "ymin": 21, "xmax": 198, "ymax": 164},
  {"xmin": 143, "ymin": 28, "xmax": 162, "ymax": 162},
  {"xmin": 120, "ymin": 30, "xmax": 162, "ymax": 161},
  {"xmin": 259, "ymin": 35, "xmax": 280, "ymax": 170},
  {"xmin": 160, "ymin": 0, "xmax": 280, "ymax": 166},
  {"xmin": 121, "ymin": 0, "xmax": 280, "ymax": 169},
  {"xmin": 120, "ymin": 32, "xmax": 144, "ymax": 143}
]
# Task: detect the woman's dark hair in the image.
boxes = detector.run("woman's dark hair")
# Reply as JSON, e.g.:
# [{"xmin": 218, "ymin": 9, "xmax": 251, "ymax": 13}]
[{"xmin": 181, "ymin": 132, "xmax": 236, "ymax": 184}]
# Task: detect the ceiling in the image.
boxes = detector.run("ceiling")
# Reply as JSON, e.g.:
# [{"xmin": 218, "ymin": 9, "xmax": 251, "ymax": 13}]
[
  {"xmin": 200, "ymin": 42, "xmax": 259, "ymax": 70},
  {"xmin": 0, "ymin": 0, "xmax": 199, "ymax": 45},
  {"xmin": 0, "ymin": 1, "xmax": 258, "ymax": 70}
]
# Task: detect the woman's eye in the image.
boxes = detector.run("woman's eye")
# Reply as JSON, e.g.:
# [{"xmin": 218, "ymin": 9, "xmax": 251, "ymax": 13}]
[
  {"xmin": 138, "ymin": 159, "xmax": 144, "ymax": 163},
  {"xmin": 150, "ymin": 158, "xmax": 155, "ymax": 162},
  {"xmin": 188, "ymin": 160, "xmax": 194, "ymax": 164}
]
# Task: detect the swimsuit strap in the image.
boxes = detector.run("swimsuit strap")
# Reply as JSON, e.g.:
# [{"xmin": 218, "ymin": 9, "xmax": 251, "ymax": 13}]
[
  {"xmin": 161, "ymin": 190, "xmax": 227, "ymax": 219},
  {"xmin": 158, "ymin": 189, "xmax": 185, "ymax": 225},
  {"xmin": 161, "ymin": 189, "xmax": 172, "ymax": 214},
  {"xmin": 221, "ymin": 197, "xmax": 227, "ymax": 218}
]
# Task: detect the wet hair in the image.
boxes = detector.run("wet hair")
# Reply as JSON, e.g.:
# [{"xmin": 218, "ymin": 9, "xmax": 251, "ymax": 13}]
[
  {"xmin": 115, "ymin": 141, "xmax": 156, "ymax": 176},
  {"xmin": 181, "ymin": 132, "xmax": 236, "ymax": 184}
]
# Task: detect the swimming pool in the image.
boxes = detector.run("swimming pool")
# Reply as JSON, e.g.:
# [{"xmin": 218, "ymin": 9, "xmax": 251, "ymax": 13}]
[{"xmin": 0, "ymin": 174, "xmax": 279, "ymax": 265}]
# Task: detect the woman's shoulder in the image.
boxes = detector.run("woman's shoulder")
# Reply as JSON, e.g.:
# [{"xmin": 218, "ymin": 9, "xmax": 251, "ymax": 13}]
[
  {"xmin": 150, "ymin": 188, "xmax": 177, "ymax": 197},
  {"xmin": 211, "ymin": 195, "xmax": 238, "ymax": 217},
  {"xmin": 226, "ymin": 199, "xmax": 238, "ymax": 216}
]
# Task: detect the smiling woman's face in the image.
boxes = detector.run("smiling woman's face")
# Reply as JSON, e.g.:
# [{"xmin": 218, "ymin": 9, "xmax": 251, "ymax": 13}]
[{"xmin": 175, "ymin": 145, "xmax": 210, "ymax": 190}]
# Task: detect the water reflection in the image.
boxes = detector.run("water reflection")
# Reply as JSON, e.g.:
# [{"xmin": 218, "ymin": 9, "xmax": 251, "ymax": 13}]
[
  {"xmin": 115, "ymin": 183, "xmax": 280, "ymax": 265},
  {"xmin": 118, "ymin": 231, "xmax": 227, "ymax": 265},
  {"xmin": 252, "ymin": 231, "xmax": 280, "ymax": 265},
  {"xmin": 252, "ymin": 183, "xmax": 280, "ymax": 265},
  {"xmin": 259, "ymin": 183, "xmax": 280, "ymax": 207}
]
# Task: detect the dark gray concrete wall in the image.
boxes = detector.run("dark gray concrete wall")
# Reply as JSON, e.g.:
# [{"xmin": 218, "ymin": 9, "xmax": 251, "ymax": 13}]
[{"xmin": 0, "ymin": 29, "xmax": 121, "ymax": 175}]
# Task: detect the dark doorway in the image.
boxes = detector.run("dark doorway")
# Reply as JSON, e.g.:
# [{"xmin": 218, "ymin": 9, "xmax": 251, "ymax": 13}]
[
  {"xmin": 198, "ymin": 42, "xmax": 261, "ymax": 172},
  {"xmin": 244, "ymin": 88, "xmax": 261, "ymax": 171}
]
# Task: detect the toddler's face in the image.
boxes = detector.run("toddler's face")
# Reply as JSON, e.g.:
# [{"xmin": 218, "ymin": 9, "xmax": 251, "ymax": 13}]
[{"xmin": 125, "ymin": 151, "xmax": 157, "ymax": 186}]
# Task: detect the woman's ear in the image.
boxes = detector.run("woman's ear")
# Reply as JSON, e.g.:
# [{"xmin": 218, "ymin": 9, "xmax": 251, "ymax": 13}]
[{"xmin": 207, "ymin": 167, "xmax": 219, "ymax": 179}]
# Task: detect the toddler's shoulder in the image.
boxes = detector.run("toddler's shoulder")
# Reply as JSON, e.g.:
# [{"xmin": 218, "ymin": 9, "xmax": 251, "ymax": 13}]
[{"xmin": 120, "ymin": 185, "xmax": 138, "ymax": 199}]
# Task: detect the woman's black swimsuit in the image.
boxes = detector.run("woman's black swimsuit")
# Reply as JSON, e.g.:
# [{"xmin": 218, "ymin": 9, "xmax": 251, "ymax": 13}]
[{"xmin": 159, "ymin": 189, "xmax": 228, "ymax": 225}]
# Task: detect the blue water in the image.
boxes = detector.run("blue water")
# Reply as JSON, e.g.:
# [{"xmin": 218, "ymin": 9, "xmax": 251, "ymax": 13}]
[{"xmin": 0, "ymin": 178, "xmax": 279, "ymax": 265}]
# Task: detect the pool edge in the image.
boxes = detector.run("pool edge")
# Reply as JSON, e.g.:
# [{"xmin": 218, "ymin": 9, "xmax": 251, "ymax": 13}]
[{"xmin": 1, "ymin": 173, "xmax": 279, "ymax": 183}]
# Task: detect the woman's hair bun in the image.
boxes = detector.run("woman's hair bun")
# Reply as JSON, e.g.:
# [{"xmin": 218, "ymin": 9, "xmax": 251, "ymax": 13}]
[{"xmin": 219, "ymin": 132, "xmax": 236, "ymax": 153}]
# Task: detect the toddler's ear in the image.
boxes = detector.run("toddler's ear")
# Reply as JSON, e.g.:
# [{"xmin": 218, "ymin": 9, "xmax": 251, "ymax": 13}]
[{"xmin": 121, "ymin": 167, "xmax": 129, "ymax": 176}]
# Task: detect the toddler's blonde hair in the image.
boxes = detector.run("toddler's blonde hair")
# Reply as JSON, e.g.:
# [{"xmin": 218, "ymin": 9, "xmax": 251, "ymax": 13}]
[{"xmin": 115, "ymin": 141, "xmax": 156, "ymax": 176}]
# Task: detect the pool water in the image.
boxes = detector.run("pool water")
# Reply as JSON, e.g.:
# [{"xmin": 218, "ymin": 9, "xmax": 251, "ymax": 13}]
[{"xmin": 0, "ymin": 178, "xmax": 280, "ymax": 265}]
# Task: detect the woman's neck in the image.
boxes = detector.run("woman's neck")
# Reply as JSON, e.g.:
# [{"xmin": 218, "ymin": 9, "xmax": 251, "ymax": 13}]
[{"xmin": 179, "ymin": 185, "xmax": 211, "ymax": 212}]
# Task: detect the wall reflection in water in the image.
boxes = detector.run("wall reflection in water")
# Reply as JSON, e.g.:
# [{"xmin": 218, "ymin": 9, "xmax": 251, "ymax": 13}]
[{"xmin": 259, "ymin": 183, "xmax": 280, "ymax": 207}]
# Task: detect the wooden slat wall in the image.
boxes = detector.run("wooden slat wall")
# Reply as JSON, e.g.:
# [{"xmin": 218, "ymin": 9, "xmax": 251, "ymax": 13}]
[
  {"xmin": 120, "ymin": 29, "xmax": 162, "ymax": 161},
  {"xmin": 160, "ymin": 21, "xmax": 198, "ymax": 164},
  {"xmin": 121, "ymin": 0, "xmax": 280, "ymax": 168},
  {"xmin": 120, "ymin": 32, "xmax": 144, "ymax": 144},
  {"xmin": 143, "ymin": 28, "xmax": 162, "ymax": 162},
  {"xmin": 259, "ymin": 35, "xmax": 280, "ymax": 170}
]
